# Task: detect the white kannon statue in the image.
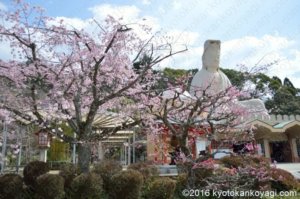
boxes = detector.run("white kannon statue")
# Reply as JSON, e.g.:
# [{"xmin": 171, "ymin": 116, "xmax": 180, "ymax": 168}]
[
  {"xmin": 190, "ymin": 40, "xmax": 268, "ymax": 117},
  {"xmin": 190, "ymin": 40, "xmax": 231, "ymax": 96}
]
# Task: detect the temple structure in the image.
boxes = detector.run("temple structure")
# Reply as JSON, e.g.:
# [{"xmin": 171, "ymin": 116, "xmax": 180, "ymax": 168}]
[
  {"xmin": 250, "ymin": 114, "xmax": 300, "ymax": 163},
  {"xmin": 147, "ymin": 40, "xmax": 300, "ymax": 164}
]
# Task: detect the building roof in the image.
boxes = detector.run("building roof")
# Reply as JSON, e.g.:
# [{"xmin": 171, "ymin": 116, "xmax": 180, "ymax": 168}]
[{"xmin": 248, "ymin": 114, "xmax": 300, "ymax": 133}]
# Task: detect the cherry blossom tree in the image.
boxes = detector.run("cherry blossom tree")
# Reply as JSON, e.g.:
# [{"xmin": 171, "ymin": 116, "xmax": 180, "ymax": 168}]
[
  {"xmin": 143, "ymin": 75, "xmax": 274, "ymax": 190},
  {"xmin": 146, "ymin": 83, "xmax": 251, "ymax": 158},
  {"xmin": 0, "ymin": 1, "xmax": 186, "ymax": 172}
]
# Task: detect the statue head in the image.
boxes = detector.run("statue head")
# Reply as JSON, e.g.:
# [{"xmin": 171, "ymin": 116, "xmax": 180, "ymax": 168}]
[{"xmin": 202, "ymin": 40, "xmax": 220, "ymax": 72}]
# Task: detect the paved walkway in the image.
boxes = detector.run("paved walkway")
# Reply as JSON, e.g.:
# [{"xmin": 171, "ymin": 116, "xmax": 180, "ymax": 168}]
[
  {"xmin": 46, "ymin": 163, "xmax": 300, "ymax": 179},
  {"xmin": 275, "ymin": 163, "xmax": 300, "ymax": 179},
  {"xmin": 2, "ymin": 163, "xmax": 300, "ymax": 179}
]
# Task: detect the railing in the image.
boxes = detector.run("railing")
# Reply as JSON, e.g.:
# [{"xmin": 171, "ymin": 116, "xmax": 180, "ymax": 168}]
[
  {"xmin": 48, "ymin": 161, "xmax": 71, "ymax": 170},
  {"xmin": 156, "ymin": 165, "xmax": 178, "ymax": 176}
]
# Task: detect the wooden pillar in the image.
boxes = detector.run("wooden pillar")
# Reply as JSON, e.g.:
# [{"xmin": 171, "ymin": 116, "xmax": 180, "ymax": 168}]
[
  {"xmin": 290, "ymin": 138, "xmax": 299, "ymax": 162},
  {"xmin": 124, "ymin": 145, "xmax": 127, "ymax": 166},
  {"xmin": 128, "ymin": 139, "xmax": 131, "ymax": 166},
  {"xmin": 98, "ymin": 142, "xmax": 104, "ymax": 161},
  {"xmin": 263, "ymin": 139, "xmax": 271, "ymax": 159},
  {"xmin": 147, "ymin": 133, "xmax": 155, "ymax": 162}
]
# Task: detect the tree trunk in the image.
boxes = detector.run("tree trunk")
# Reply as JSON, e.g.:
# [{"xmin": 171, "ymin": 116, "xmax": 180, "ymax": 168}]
[
  {"xmin": 179, "ymin": 136, "xmax": 191, "ymax": 158},
  {"xmin": 78, "ymin": 143, "xmax": 91, "ymax": 173}
]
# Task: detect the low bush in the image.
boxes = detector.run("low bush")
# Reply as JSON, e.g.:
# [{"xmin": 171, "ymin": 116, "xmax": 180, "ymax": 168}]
[
  {"xmin": 0, "ymin": 173, "xmax": 23, "ymax": 199},
  {"xmin": 144, "ymin": 177, "xmax": 176, "ymax": 199},
  {"xmin": 70, "ymin": 172, "xmax": 103, "ymax": 199},
  {"xmin": 174, "ymin": 174, "xmax": 188, "ymax": 199},
  {"xmin": 193, "ymin": 167, "xmax": 214, "ymax": 187},
  {"xmin": 244, "ymin": 155, "xmax": 271, "ymax": 169},
  {"xmin": 109, "ymin": 169, "xmax": 143, "ymax": 199},
  {"xmin": 128, "ymin": 162, "xmax": 158, "ymax": 199},
  {"xmin": 92, "ymin": 160, "xmax": 122, "ymax": 193},
  {"xmin": 220, "ymin": 155, "xmax": 271, "ymax": 170},
  {"xmin": 23, "ymin": 161, "xmax": 50, "ymax": 189},
  {"xmin": 21, "ymin": 186, "xmax": 35, "ymax": 199},
  {"xmin": 219, "ymin": 155, "xmax": 245, "ymax": 168},
  {"xmin": 59, "ymin": 163, "xmax": 80, "ymax": 189},
  {"xmin": 269, "ymin": 168, "xmax": 300, "ymax": 191},
  {"xmin": 36, "ymin": 174, "xmax": 65, "ymax": 199},
  {"xmin": 127, "ymin": 162, "xmax": 158, "ymax": 180},
  {"xmin": 176, "ymin": 160, "xmax": 214, "ymax": 188}
]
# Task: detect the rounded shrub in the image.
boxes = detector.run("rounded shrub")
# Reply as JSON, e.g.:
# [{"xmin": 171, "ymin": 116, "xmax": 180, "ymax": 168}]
[
  {"xmin": 145, "ymin": 177, "xmax": 176, "ymax": 199},
  {"xmin": 23, "ymin": 161, "xmax": 49, "ymax": 189},
  {"xmin": 70, "ymin": 172, "xmax": 103, "ymax": 199},
  {"xmin": 174, "ymin": 173, "xmax": 188, "ymax": 199},
  {"xmin": 269, "ymin": 168, "xmax": 300, "ymax": 191},
  {"xmin": 128, "ymin": 162, "xmax": 159, "ymax": 199},
  {"xmin": 193, "ymin": 167, "xmax": 214, "ymax": 187},
  {"xmin": 219, "ymin": 155, "xmax": 245, "ymax": 168},
  {"xmin": 176, "ymin": 160, "xmax": 214, "ymax": 188},
  {"xmin": 109, "ymin": 169, "xmax": 143, "ymax": 199},
  {"xmin": 0, "ymin": 173, "xmax": 23, "ymax": 199},
  {"xmin": 36, "ymin": 174, "xmax": 65, "ymax": 199},
  {"xmin": 92, "ymin": 160, "xmax": 122, "ymax": 192},
  {"xmin": 243, "ymin": 156, "xmax": 271, "ymax": 169},
  {"xmin": 127, "ymin": 162, "xmax": 158, "ymax": 180},
  {"xmin": 59, "ymin": 163, "xmax": 80, "ymax": 189}
]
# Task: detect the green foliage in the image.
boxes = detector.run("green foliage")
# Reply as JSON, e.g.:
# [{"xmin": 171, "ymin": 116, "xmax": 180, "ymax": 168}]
[
  {"xmin": 151, "ymin": 67, "xmax": 300, "ymax": 115},
  {"xmin": 59, "ymin": 163, "xmax": 81, "ymax": 189},
  {"xmin": 266, "ymin": 87, "xmax": 300, "ymax": 115},
  {"xmin": 284, "ymin": 78, "xmax": 297, "ymax": 95},
  {"xmin": 221, "ymin": 68, "xmax": 246, "ymax": 89},
  {"xmin": 48, "ymin": 122, "xmax": 72, "ymax": 162},
  {"xmin": 92, "ymin": 160, "xmax": 122, "ymax": 193},
  {"xmin": 222, "ymin": 68, "xmax": 300, "ymax": 114},
  {"xmin": 133, "ymin": 54, "xmax": 152, "ymax": 73},
  {"xmin": 109, "ymin": 169, "xmax": 143, "ymax": 199},
  {"xmin": 49, "ymin": 138, "xmax": 70, "ymax": 161},
  {"xmin": 144, "ymin": 178, "xmax": 176, "ymax": 199},
  {"xmin": 164, "ymin": 67, "xmax": 187, "ymax": 79},
  {"xmin": 23, "ymin": 161, "xmax": 50, "ymax": 189},
  {"xmin": 70, "ymin": 173, "xmax": 103, "ymax": 199},
  {"xmin": 152, "ymin": 67, "xmax": 197, "ymax": 91},
  {"xmin": 268, "ymin": 76, "xmax": 282, "ymax": 92},
  {"xmin": 59, "ymin": 122, "xmax": 74, "ymax": 136},
  {"xmin": 264, "ymin": 76, "xmax": 300, "ymax": 115},
  {"xmin": 128, "ymin": 162, "xmax": 159, "ymax": 199},
  {"xmin": 0, "ymin": 173, "xmax": 23, "ymax": 199},
  {"xmin": 35, "ymin": 174, "xmax": 65, "ymax": 199},
  {"xmin": 174, "ymin": 174, "xmax": 188, "ymax": 199}
]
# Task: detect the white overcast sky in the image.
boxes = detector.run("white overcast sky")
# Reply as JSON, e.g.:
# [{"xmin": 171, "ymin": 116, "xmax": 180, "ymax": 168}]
[{"xmin": 1, "ymin": 0, "xmax": 300, "ymax": 87}]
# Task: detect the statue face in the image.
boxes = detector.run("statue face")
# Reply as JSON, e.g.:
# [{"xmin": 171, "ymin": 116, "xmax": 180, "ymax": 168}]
[{"xmin": 202, "ymin": 40, "xmax": 220, "ymax": 72}]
